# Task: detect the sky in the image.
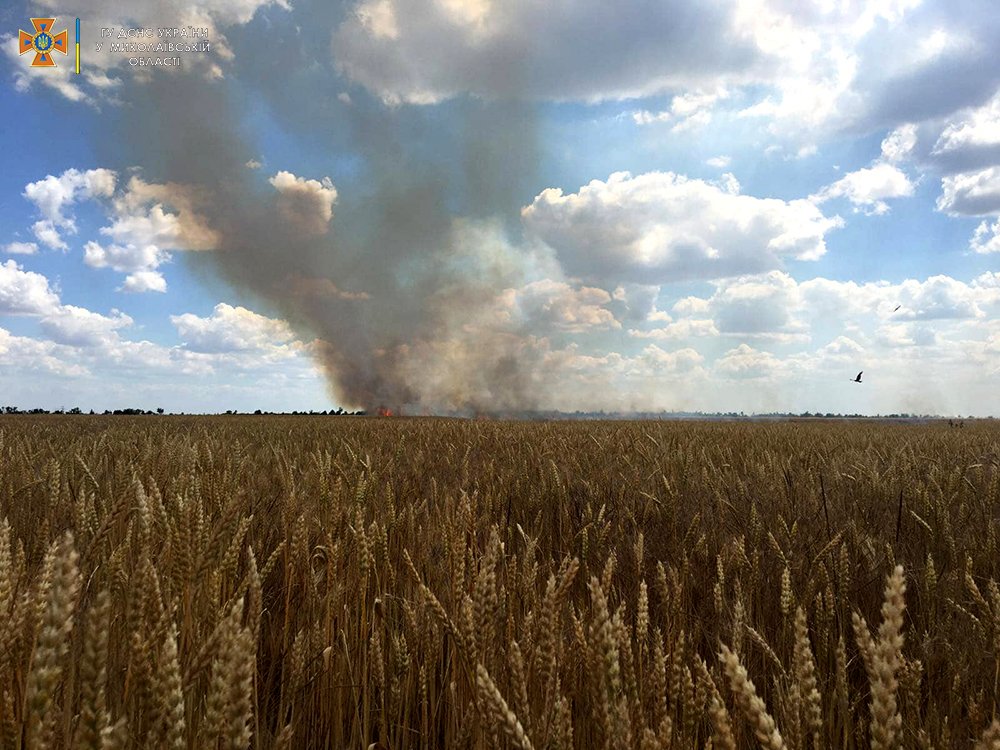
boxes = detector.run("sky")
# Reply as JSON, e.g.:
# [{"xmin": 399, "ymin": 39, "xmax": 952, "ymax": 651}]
[{"xmin": 0, "ymin": 0, "xmax": 999, "ymax": 415}]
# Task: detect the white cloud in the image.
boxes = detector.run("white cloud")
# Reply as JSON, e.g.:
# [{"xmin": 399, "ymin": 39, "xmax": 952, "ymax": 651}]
[
  {"xmin": 522, "ymin": 171, "xmax": 842, "ymax": 284},
  {"xmin": 638, "ymin": 344, "xmax": 704, "ymax": 372},
  {"xmin": 269, "ymin": 171, "xmax": 338, "ymax": 236},
  {"xmin": 334, "ymin": 1, "xmax": 764, "ymax": 104},
  {"xmin": 107, "ymin": 177, "xmax": 220, "ymax": 251},
  {"xmin": 24, "ymin": 168, "xmax": 116, "ymax": 224},
  {"xmin": 628, "ymin": 318, "xmax": 718, "ymax": 340},
  {"xmin": 820, "ymin": 336, "xmax": 865, "ymax": 356},
  {"xmin": 932, "ymin": 90, "xmax": 1000, "ymax": 156},
  {"xmin": 4, "ymin": 242, "xmax": 38, "ymax": 256},
  {"xmin": 0, "ymin": 327, "xmax": 88, "ymax": 378},
  {"xmin": 84, "ymin": 241, "xmax": 167, "ymax": 274},
  {"xmin": 812, "ymin": 161, "xmax": 915, "ymax": 215},
  {"xmin": 881, "ymin": 124, "xmax": 918, "ymax": 162},
  {"xmin": 620, "ymin": 272, "xmax": 999, "ymax": 372},
  {"xmin": 937, "ymin": 166, "xmax": 1000, "ymax": 216},
  {"xmin": 21, "ymin": 168, "xmax": 116, "ymax": 249},
  {"xmin": 91, "ymin": 176, "xmax": 222, "ymax": 292},
  {"xmin": 332, "ymin": 0, "xmax": 1000, "ymax": 148},
  {"xmin": 632, "ymin": 88, "xmax": 729, "ymax": 132},
  {"xmin": 1, "ymin": 259, "xmax": 322, "ymax": 407},
  {"xmin": 121, "ymin": 271, "xmax": 168, "ymax": 294},
  {"xmin": 632, "ymin": 110, "xmax": 671, "ymax": 126},
  {"xmin": 0, "ymin": 259, "xmax": 136, "ymax": 346},
  {"xmin": 40, "ymin": 306, "xmax": 134, "ymax": 347},
  {"xmin": 494, "ymin": 279, "xmax": 620, "ymax": 333},
  {"xmin": 706, "ymin": 155, "xmax": 732, "ymax": 168},
  {"xmin": 709, "ymin": 271, "xmax": 805, "ymax": 337},
  {"xmin": 716, "ymin": 344, "xmax": 782, "ymax": 379},
  {"xmin": 971, "ymin": 220, "xmax": 1000, "ymax": 254},
  {"xmin": 171, "ymin": 303, "xmax": 298, "ymax": 354},
  {"xmin": 0, "ymin": 260, "xmax": 61, "ymax": 315},
  {"xmin": 672, "ymin": 296, "xmax": 711, "ymax": 316},
  {"xmin": 32, "ymin": 221, "xmax": 67, "ymax": 251}
]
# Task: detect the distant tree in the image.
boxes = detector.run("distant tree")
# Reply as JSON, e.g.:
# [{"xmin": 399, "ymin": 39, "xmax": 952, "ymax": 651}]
[
  {"xmin": 157, "ymin": 407, "xmax": 165, "ymax": 415},
  {"xmin": 254, "ymin": 409, "xmax": 262, "ymax": 415},
  {"xmin": 69, "ymin": 407, "xmax": 82, "ymax": 414}
]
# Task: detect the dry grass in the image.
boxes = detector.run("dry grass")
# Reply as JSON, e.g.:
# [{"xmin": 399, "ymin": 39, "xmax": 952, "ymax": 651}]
[{"xmin": 0, "ymin": 414, "xmax": 998, "ymax": 748}]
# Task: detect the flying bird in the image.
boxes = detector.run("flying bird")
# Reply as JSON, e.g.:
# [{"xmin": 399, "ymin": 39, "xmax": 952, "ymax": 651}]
[
  {"xmin": 852, "ymin": 371, "xmax": 863, "ymax": 383},
  {"xmin": 893, "ymin": 305, "xmax": 901, "ymax": 312}
]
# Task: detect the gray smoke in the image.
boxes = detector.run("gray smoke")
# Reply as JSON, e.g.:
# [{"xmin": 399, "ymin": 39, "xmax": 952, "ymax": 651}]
[{"xmin": 101, "ymin": 5, "xmax": 546, "ymax": 412}]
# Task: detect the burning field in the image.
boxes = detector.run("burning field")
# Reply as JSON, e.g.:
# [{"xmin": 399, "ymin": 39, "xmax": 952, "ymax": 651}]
[{"xmin": 1, "ymin": 414, "xmax": 999, "ymax": 748}]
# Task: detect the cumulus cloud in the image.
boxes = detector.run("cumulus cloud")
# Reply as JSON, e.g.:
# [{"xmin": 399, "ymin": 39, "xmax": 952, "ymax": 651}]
[
  {"xmin": 329, "ymin": 0, "xmax": 1000, "ymax": 156},
  {"xmin": 716, "ymin": 343, "xmax": 782, "ymax": 379},
  {"xmin": 120, "ymin": 271, "xmax": 168, "ymax": 294},
  {"xmin": 84, "ymin": 241, "xmax": 166, "ymax": 274},
  {"xmin": 971, "ymin": 219, "xmax": 1000, "ymax": 254},
  {"xmin": 522, "ymin": 171, "xmax": 842, "ymax": 284},
  {"xmin": 800, "ymin": 273, "xmax": 996, "ymax": 322},
  {"xmin": 334, "ymin": 0, "xmax": 761, "ymax": 104},
  {"xmin": 0, "ymin": 327, "xmax": 88, "ymax": 378},
  {"xmin": 881, "ymin": 124, "xmax": 918, "ymax": 162},
  {"xmin": 171, "ymin": 303, "xmax": 298, "ymax": 354},
  {"xmin": 811, "ymin": 161, "xmax": 915, "ymax": 215},
  {"xmin": 0, "ymin": 259, "xmax": 323, "ymax": 406},
  {"xmin": 494, "ymin": 279, "xmax": 620, "ymax": 333},
  {"xmin": 0, "ymin": 260, "xmax": 61, "ymax": 315},
  {"xmin": 630, "ymin": 271, "xmax": 810, "ymax": 344},
  {"xmin": 15, "ymin": 169, "xmax": 220, "ymax": 291},
  {"xmin": 710, "ymin": 272, "xmax": 807, "ymax": 338},
  {"xmin": 268, "ymin": 171, "xmax": 338, "ymax": 236},
  {"xmin": 0, "ymin": 259, "xmax": 137, "ymax": 347},
  {"xmin": 932, "ymin": 91, "xmax": 1000, "ymax": 159},
  {"xmin": 40, "ymin": 306, "xmax": 134, "ymax": 347},
  {"xmin": 106, "ymin": 177, "xmax": 220, "ymax": 251},
  {"xmin": 937, "ymin": 166, "xmax": 1000, "ymax": 216},
  {"xmin": 632, "ymin": 88, "xmax": 729, "ymax": 132},
  {"xmin": 21, "ymin": 168, "xmax": 116, "ymax": 249},
  {"xmin": 10, "ymin": 172, "xmax": 221, "ymax": 294},
  {"xmin": 4, "ymin": 242, "xmax": 38, "ymax": 256},
  {"xmin": 619, "ymin": 271, "xmax": 1000, "ymax": 386},
  {"xmin": 819, "ymin": 335, "xmax": 865, "ymax": 357},
  {"xmin": 628, "ymin": 318, "xmax": 718, "ymax": 341}
]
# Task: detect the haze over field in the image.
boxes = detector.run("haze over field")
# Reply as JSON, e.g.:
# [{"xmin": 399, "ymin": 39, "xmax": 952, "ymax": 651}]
[{"xmin": 2, "ymin": 0, "xmax": 1000, "ymax": 414}]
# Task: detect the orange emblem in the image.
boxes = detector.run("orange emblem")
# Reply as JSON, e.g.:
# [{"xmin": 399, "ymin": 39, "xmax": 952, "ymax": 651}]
[{"xmin": 19, "ymin": 18, "xmax": 69, "ymax": 68}]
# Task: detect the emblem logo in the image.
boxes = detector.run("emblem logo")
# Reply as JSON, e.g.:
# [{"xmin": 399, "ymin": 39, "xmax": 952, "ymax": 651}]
[{"xmin": 18, "ymin": 18, "xmax": 69, "ymax": 68}]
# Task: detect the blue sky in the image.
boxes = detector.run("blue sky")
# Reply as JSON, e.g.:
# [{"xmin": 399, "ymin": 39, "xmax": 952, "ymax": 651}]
[{"xmin": 1, "ymin": 0, "xmax": 999, "ymax": 415}]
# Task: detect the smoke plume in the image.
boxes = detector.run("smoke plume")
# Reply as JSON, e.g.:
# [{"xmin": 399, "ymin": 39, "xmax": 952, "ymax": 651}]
[{"xmin": 102, "ymin": 4, "xmax": 548, "ymax": 412}]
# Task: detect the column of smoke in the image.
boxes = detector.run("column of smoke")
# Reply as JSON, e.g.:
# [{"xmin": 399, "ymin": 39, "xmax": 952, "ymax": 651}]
[{"xmin": 108, "ymin": 41, "xmax": 545, "ymax": 414}]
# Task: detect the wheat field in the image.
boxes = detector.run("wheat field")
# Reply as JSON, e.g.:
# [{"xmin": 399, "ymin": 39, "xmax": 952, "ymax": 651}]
[{"xmin": 0, "ymin": 416, "xmax": 998, "ymax": 748}]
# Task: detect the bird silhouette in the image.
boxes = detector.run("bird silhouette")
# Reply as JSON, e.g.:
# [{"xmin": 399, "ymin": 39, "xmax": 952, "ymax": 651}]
[
  {"xmin": 893, "ymin": 305, "xmax": 901, "ymax": 312},
  {"xmin": 852, "ymin": 371, "xmax": 863, "ymax": 383}
]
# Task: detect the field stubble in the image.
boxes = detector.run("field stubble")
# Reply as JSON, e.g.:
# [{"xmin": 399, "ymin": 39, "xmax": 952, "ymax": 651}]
[{"xmin": 1, "ymin": 416, "xmax": 999, "ymax": 748}]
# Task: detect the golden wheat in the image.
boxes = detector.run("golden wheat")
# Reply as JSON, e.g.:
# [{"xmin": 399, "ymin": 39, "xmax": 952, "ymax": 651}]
[{"xmin": 0, "ymin": 415, "xmax": 996, "ymax": 747}]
